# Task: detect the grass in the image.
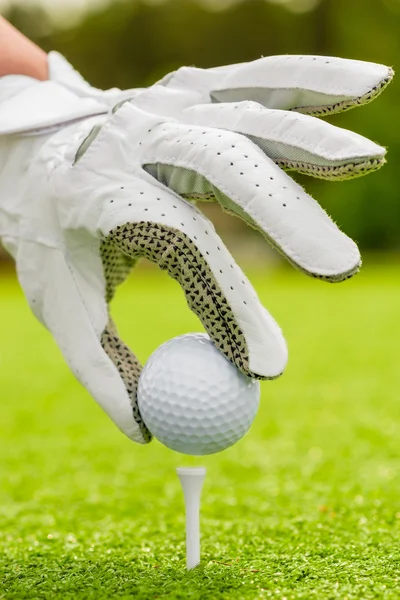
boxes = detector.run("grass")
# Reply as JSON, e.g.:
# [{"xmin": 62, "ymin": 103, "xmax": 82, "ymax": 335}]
[{"xmin": 1, "ymin": 258, "xmax": 400, "ymax": 599}]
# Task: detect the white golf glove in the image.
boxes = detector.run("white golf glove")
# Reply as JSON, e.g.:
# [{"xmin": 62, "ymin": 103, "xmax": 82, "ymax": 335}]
[{"xmin": 0, "ymin": 52, "xmax": 393, "ymax": 443}]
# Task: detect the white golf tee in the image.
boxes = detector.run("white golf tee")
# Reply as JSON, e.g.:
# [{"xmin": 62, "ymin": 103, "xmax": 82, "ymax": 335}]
[{"xmin": 176, "ymin": 467, "xmax": 206, "ymax": 570}]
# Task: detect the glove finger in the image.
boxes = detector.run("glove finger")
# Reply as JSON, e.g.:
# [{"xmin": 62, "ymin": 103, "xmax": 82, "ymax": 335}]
[
  {"xmin": 204, "ymin": 55, "xmax": 393, "ymax": 116},
  {"xmin": 141, "ymin": 122, "xmax": 360, "ymax": 281},
  {"xmin": 100, "ymin": 314, "xmax": 151, "ymax": 444},
  {"xmin": 98, "ymin": 178, "xmax": 288, "ymax": 380},
  {"xmin": 15, "ymin": 235, "xmax": 150, "ymax": 444},
  {"xmin": 182, "ymin": 101, "xmax": 386, "ymax": 180},
  {"xmin": 98, "ymin": 243, "xmax": 152, "ymax": 443}
]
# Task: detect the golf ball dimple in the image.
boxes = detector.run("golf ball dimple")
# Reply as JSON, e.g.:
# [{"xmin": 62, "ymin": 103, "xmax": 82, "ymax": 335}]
[{"xmin": 137, "ymin": 333, "xmax": 260, "ymax": 455}]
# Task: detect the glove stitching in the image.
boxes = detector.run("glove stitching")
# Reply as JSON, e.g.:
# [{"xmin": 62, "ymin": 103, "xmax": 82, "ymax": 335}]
[
  {"xmin": 277, "ymin": 157, "xmax": 385, "ymax": 180},
  {"xmin": 291, "ymin": 70, "xmax": 393, "ymax": 116}
]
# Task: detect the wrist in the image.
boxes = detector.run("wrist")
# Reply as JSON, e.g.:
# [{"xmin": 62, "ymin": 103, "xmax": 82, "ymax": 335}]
[
  {"xmin": 1, "ymin": 52, "xmax": 49, "ymax": 81},
  {"xmin": 0, "ymin": 17, "xmax": 48, "ymax": 80}
]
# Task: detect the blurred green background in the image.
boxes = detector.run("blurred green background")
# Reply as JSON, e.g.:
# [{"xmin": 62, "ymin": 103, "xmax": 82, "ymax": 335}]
[
  {"xmin": 1, "ymin": 2, "xmax": 400, "ymax": 598},
  {"xmin": 0, "ymin": 0, "xmax": 399, "ymax": 262}
]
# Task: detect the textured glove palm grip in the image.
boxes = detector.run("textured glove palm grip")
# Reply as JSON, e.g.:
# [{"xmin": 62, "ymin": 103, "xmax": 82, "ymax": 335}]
[{"xmin": 103, "ymin": 221, "xmax": 251, "ymax": 371}]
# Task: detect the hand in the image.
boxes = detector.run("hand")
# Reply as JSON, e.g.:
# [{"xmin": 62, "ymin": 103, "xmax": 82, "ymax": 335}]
[{"xmin": 0, "ymin": 53, "xmax": 393, "ymax": 443}]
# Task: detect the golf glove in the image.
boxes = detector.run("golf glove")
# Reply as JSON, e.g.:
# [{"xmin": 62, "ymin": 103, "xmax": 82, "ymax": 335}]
[{"xmin": 0, "ymin": 52, "xmax": 393, "ymax": 443}]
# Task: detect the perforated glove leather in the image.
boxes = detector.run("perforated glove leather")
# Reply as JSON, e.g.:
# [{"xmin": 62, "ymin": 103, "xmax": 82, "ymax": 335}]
[{"xmin": 0, "ymin": 52, "xmax": 393, "ymax": 443}]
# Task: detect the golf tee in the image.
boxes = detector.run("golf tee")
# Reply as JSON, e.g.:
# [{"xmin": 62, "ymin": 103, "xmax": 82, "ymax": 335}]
[{"xmin": 176, "ymin": 467, "xmax": 206, "ymax": 570}]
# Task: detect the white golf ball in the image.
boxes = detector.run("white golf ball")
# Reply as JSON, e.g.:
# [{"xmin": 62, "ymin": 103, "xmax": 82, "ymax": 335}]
[{"xmin": 137, "ymin": 333, "xmax": 260, "ymax": 455}]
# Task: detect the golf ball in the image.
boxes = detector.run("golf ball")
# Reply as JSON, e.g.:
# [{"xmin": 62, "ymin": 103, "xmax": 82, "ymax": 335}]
[{"xmin": 137, "ymin": 333, "xmax": 260, "ymax": 455}]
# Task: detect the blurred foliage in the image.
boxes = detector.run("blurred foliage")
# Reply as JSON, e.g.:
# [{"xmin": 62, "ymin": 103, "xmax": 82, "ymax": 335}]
[{"xmin": 3, "ymin": 0, "xmax": 400, "ymax": 250}]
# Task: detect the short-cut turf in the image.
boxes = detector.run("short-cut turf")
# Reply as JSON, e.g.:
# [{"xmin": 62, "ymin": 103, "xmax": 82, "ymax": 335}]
[{"xmin": 1, "ymin": 260, "xmax": 399, "ymax": 599}]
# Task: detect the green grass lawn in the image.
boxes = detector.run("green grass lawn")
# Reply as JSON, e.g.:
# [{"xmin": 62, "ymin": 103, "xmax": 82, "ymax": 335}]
[{"xmin": 1, "ymin": 259, "xmax": 400, "ymax": 599}]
